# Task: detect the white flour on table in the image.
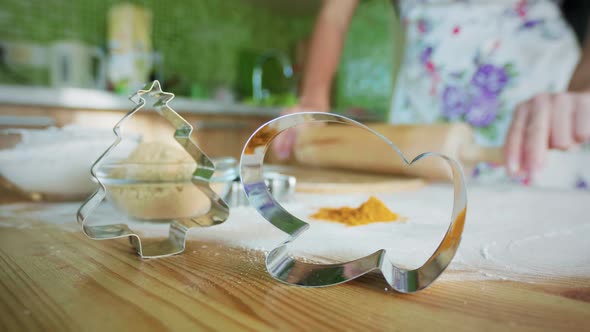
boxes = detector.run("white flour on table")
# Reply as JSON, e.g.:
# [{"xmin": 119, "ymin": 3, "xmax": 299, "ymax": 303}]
[{"xmin": 3, "ymin": 184, "xmax": 589, "ymax": 282}]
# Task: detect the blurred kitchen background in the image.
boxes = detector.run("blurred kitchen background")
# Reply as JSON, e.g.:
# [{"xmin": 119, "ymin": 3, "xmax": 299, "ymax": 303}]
[
  {"xmin": 1, "ymin": 0, "xmax": 589, "ymax": 203},
  {"xmin": 0, "ymin": 0, "xmax": 403, "ymax": 201},
  {"xmin": 4, "ymin": 0, "xmax": 587, "ymax": 202},
  {"xmin": 0, "ymin": 0, "xmax": 401, "ymax": 124}
]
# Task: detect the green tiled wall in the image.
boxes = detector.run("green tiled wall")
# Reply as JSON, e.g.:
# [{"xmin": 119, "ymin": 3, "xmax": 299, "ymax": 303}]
[
  {"xmin": 0, "ymin": 0, "xmax": 312, "ymax": 95},
  {"xmin": 1, "ymin": 0, "xmax": 400, "ymax": 119},
  {"xmin": 334, "ymin": 0, "xmax": 402, "ymax": 121}
]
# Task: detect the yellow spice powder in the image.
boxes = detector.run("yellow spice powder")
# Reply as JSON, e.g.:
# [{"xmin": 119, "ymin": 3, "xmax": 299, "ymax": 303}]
[{"xmin": 310, "ymin": 196, "xmax": 400, "ymax": 226}]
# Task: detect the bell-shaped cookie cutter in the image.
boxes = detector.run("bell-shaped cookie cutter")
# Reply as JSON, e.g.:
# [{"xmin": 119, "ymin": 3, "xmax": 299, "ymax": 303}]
[
  {"xmin": 240, "ymin": 112, "xmax": 467, "ymax": 292},
  {"xmin": 77, "ymin": 81, "xmax": 229, "ymax": 258}
]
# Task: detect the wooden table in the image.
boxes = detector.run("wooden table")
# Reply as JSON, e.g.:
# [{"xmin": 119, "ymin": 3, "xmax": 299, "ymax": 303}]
[{"xmin": 1, "ymin": 202, "xmax": 589, "ymax": 332}]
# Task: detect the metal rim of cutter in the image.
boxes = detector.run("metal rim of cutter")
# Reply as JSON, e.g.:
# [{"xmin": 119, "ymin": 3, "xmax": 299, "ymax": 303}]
[
  {"xmin": 76, "ymin": 81, "xmax": 229, "ymax": 258},
  {"xmin": 239, "ymin": 112, "xmax": 467, "ymax": 292}
]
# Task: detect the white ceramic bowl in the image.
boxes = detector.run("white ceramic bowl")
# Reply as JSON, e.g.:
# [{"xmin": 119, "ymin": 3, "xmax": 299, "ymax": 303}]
[{"xmin": 0, "ymin": 126, "xmax": 137, "ymax": 200}]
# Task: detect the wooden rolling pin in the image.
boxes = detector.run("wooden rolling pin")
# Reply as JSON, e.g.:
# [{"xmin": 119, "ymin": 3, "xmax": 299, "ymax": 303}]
[{"xmin": 294, "ymin": 123, "xmax": 504, "ymax": 180}]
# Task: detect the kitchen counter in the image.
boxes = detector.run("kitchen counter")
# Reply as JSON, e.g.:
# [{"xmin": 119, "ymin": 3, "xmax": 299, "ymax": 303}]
[
  {"xmin": 0, "ymin": 85, "xmax": 282, "ymax": 159},
  {"xmin": 1, "ymin": 183, "xmax": 589, "ymax": 331},
  {"xmin": 0, "ymin": 85, "xmax": 283, "ymax": 117}
]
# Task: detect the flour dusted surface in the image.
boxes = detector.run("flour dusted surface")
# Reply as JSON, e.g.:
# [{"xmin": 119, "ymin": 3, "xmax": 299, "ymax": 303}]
[
  {"xmin": 190, "ymin": 184, "xmax": 590, "ymax": 280},
  {"xmin": 3, "ymin": 184, "xmax": 589, "ymax": 281}
]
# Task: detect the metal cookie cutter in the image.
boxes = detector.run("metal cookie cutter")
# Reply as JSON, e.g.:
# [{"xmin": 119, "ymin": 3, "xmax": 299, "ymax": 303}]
[
  {"xmin": 240, "ymin": 112, "xmax": 467, "ymax": 292},
  {"xmin": 77, "ymin": 81, "xmax": 229, "ymax": 258},
  {"xmin": 224, "ymin": 172, "xmax": 296, "ymax": 208}
]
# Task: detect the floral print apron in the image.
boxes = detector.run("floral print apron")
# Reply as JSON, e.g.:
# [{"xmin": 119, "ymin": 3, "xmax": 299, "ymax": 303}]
[
  {"xmin": 391, "ymin": 0, "xmax": 580, "ymax": 147},
  {"xmin": 389, "ymin": 0, "xmax": 589, "ymax": 188}
]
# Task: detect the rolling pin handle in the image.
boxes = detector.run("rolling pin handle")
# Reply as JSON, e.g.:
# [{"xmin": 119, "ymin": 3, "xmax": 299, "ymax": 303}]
[{"xmin": 460, "ymin": 144, "xmax": 505, "ymax": 166}]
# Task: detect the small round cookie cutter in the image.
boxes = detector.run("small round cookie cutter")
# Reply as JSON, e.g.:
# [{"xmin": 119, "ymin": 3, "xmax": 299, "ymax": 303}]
[
  {"xmin": 224, "ymin": 172, "xmax": 296, "ymax": 208},
  {"xmin": 240, "ymin": 112, "xmax": 467, "ymax": 292}
]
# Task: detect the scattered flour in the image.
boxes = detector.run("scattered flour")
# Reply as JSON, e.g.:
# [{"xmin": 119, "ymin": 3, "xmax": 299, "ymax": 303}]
[{"xmin": 2, "ymin": 183, "xmax": 589, "ymax": 281}]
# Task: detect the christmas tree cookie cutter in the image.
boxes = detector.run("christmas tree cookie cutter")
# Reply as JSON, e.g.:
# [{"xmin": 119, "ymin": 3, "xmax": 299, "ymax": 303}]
[
  {"xmin": 240, "ymin": 112, "xmax": 467, "ymax": 292},
  {"xmin": 77, "ymin": 81, "xmax": 229, "ymax": 258}
]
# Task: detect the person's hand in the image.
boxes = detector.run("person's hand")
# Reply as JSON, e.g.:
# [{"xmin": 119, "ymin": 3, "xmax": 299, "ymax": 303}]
[
  {"xmin": 504, "ymin": 92, "xmax": 590, "ymax": 178},
  {"xmin": 271, "ymin": 105, "xmax": 327, "ymax": 161}
]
